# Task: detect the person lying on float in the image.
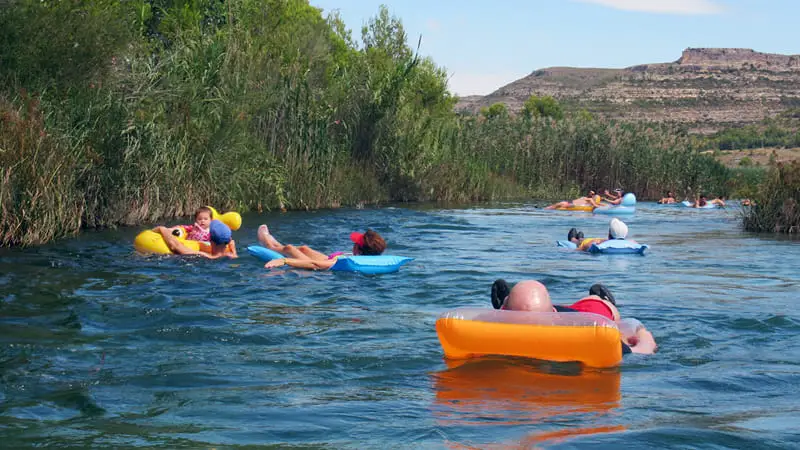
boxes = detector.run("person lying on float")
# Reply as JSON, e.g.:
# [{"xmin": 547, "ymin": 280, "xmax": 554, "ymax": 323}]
[
  {"xmin": 491, "ymin": 280, "xmax": 657, "ymax": 355},
  {"xmin": 260, "ymin": 225, "xmax": 386, "ymax": 270},
  {"xmin": 575, "ymin": 218, "xmax": 629, "ymax": 251}
]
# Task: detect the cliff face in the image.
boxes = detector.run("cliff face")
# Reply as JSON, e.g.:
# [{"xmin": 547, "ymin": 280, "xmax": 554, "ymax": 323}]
[{"xmin": 455, "ymin": 48, "xmax": 800, "ymax": 133}]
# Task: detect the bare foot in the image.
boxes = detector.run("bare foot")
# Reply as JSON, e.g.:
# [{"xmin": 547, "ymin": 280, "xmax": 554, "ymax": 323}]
[{"xmin": 258, "ymin": 224, "xmax": 280, "ymax": 249}]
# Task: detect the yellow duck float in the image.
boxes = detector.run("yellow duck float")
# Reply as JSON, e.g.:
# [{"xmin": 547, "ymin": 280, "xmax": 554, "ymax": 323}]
[{"xmin": 133, "ymin": 206, "xmax": 242, "ymax": 254}]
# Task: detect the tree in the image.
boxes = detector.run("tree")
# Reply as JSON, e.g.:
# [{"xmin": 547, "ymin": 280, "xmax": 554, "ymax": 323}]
[
  {"xmin": 523, "ymin": 95, "xmax": 564, "ymax": 120},
  {"xmin": 481, "ymin": 102, "xmax": 507, "ymax": 119}
]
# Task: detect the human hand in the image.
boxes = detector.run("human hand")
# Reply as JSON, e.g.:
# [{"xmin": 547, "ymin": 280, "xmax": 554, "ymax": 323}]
[
  {"xmin": 265, "ymin": 258, "xmax": 286, "ymax": 269},
  {"xmin": 632, "ymin": 328, "xmax": 658, "ymax": 354}
]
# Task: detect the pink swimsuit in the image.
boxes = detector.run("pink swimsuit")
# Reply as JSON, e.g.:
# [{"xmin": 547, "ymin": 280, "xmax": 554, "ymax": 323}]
[{"xmin": 183, "ymin": 224, "xmax": 210, "ymax": 242}]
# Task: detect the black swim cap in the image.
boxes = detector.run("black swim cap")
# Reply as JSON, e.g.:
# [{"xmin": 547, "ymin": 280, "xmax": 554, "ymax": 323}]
[
  {"xmin": 589, "ymin": 283, "xmax": 617, "ymax": 306},
  {"xmin": 491, "ymin": 279, "xmax": 511, "ymax": 310},
  {"xmin": 568, "ymin": 228, "xmax": 578, "ymax": 241}
]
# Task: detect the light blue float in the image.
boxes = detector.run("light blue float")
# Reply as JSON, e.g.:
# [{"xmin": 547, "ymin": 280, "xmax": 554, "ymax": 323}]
[
  {"xmin": 247, "ymin": 245, "xmax": 284, "ymax": 262},
  {"xmin": 556, "ymin": 240, "xmax": 577, "ymax": 248},
  {"xmin": 594, "ymin": 193, "xmax": 636, "ymax": 215},
  {"xmin": 587, "ymin": 239, "xmax": 648, "ymax": 255},
  {"xmin": 556, "ymin": 238, "xmax": 648, "ymax": 255},
  {"xmin": 330, "ymin": 255, "xmax": 414, "ymax": 274},
  {"xmin": 247, "ymin": 245, "xmax": 413, "ymax": 274},
  {"xmin": 681, "ymin": 200, "xmax": 719, "ymax": 209}
]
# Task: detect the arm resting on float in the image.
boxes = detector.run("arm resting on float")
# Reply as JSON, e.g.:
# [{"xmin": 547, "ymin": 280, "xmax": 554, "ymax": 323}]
[{"xmin": 156, "ymin": 226, "xmax": 203, "ymax": 256}]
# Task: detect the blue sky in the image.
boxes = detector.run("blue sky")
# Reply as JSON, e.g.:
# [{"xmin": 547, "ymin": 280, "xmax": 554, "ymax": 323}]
[{"xmin": 309, "ymin": 0, "xmax": 800, "ymax": 96}]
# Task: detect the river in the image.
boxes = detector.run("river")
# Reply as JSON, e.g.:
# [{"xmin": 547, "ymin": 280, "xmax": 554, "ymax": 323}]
[{"xmin": 1, "ymin": 202, "xmax": 799, "ymax": 448}]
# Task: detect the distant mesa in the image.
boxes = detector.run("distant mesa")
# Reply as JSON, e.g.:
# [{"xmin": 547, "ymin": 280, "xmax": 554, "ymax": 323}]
[
  {"xmin": 455, "ymin": 48, "xmax": 800, "ymax": 133},
  {"xmin": 677, "ymin": 48, "xmax": 800, "ymax": 70}
]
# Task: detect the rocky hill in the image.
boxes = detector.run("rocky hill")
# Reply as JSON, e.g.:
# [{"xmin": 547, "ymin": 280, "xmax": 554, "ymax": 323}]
[{"xmin": 456, "ymin": 48, "xmax": 800, "ymax": 133}]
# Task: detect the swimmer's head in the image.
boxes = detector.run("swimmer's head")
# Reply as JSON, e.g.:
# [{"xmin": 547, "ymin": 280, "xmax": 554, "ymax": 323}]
[
  {"xmin": 209, "ymin": 219, "xmax": 232, "ymax": 246},
  {"xmin": 350, "ymin": 229, "xmax": 386, "ymax": 255},
  {"xmin": 503, "ymin": 280, "xmax": 553, "ymax": 312},
  {"xmin": 608, "ymin": 218, "xmax": 628, "ymax": 240}
]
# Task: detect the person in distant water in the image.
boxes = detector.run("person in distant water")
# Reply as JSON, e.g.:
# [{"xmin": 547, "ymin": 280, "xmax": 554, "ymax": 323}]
[
  {"xmin": 181, "ymin": 206, "xmax": 213, "ymax": 242},
  {"xmin": 567, "ymin": 227, "xmax": 585, "ymax": 244},
  {"xmin": 602, "ymin": 188, "xmax": 625, "ymax": 205},
  {"xmin": 546, "ymin": 190, "xmax": 604, "ymax": 209},
  {"xmin": 658, "ymin": 191, "xmax": 677, "ymax": 204},
  {"xmin": 490, "ymin": 279, "xmax": 658, "ymax": 355},
  {"xmin": 156, "ymin": 219, "xmax": 237, "ymax": 259},
  {"xmin": 710, "ymin": 196, "xmax": 726, "ymax": 207},
  {"xmin": 690, "ymin": 194, "xmax": 708, "ymax": 208},
  {"xmin": 742, "ymin": 198, "xmax": 753, "ymax": 207},
  {"xmin": 260, "ymin": 225, "xmax": 386, "ymax": 270},
  {"xmin": 574, "ymin": 218, "xmax": 629, "ymax": 251}
]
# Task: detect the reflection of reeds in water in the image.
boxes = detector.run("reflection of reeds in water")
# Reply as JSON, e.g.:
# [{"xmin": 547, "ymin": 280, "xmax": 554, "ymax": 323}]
[{"xmin": 432, "ymin": 358, "xmax": 624, "ymax": 447}]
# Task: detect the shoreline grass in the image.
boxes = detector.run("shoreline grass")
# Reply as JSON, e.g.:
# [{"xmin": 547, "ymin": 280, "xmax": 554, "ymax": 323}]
[{"xmin": 0, "ymin": 0, "xmax": 747, "ymax": 246}]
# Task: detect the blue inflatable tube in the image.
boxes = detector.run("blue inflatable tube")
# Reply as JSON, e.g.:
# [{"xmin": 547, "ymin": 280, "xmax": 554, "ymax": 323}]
[
  {"xmin": 247, "ymin": 245, "xmax": 413, "ymax": 274},
  {"xmin": 330, "ymin": 255, "xmax": 414, "ymax": 274},
  {"xmin": 594, "ymin": 193, "xmax": 636, "ymax": 215},
  {"xmin": 247, "ymin": 245, "xmax": 284, "ymax": 262},
  {"xmin": 587, "ymin": 239, "xmax": 648, "ymax": 255},
  {"xmin": 556, "ymin": 240, "xmax": 578, "ymax": 249},
  {"xmin": 681, "ymin": 200, "xmax": 718, "ymax": 209},
  {"xmin": 593, "ymin": 205, "xmax": 635, "ymax": 215}
]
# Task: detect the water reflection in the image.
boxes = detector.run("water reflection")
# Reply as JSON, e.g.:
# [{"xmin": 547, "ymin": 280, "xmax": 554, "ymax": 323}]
[{"xmin": 433, "ymin": 358, "xmax": 624, "ymax": 446}]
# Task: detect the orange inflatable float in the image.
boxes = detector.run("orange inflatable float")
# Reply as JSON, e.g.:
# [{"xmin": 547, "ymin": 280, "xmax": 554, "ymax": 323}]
[{"xmin": 435, "ymin": 308, "xmax": 624, "ymax": 368}]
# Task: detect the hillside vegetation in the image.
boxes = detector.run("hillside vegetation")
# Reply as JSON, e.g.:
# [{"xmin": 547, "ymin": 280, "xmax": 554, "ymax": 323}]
[
  {"xmin": 0, "ymin": 1, "xmax": 745, "ymax": 245},
  {"xmin": 457, "ymin": 48, "xmax": 800, "ymax": 134}
]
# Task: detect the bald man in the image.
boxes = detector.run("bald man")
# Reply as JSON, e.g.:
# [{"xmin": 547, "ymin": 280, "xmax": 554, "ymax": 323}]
[{"xmin": 491, "ymin": 279, "xmax": 657, "ymax": 355}]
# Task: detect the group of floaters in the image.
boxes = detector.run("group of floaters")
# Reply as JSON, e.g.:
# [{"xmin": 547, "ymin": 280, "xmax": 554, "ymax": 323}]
[
  {"xmin": 133, "ymin": 206, "xmax": 656, "ymax": 368},
  {"xmin": 657, "ymin": 191, "xmax": 728, "ymax": 208},
  {"xmin": 546, "ymin": 188, "xmax": 637, "ymax": 215},
  {"xmin": 435, "ymin": 280, "xmax": 657, "ymax": 368},
  {"xmin": 133, "ymin": 206, "xmax": 413, "ymax": 274}
]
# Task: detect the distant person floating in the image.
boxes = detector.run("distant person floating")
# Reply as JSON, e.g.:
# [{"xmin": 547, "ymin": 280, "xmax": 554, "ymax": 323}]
[
  {"xmin": 685, "ymin": 194, "xmax": 707, "ymax": 208},
  {"xmin": 710, "ymin": 196, "xmax": 726, "ymax": 207},
  {"xmin": 545, "ymin": 190, "xmax": 604, "ymax": 210},
  {"xmin": 574, "ymin": 218, "xmax": 629, "ymax": 251},
  {"xmin": 602, "ymin": 188, "xmax": 626, "ymax": 205},
  {"xmin": 657, "ymin": 191, "xmax": 677, "ymax": 204}
]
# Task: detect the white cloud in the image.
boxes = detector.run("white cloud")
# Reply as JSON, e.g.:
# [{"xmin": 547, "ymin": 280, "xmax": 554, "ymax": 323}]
[
  {"xmin": 425, "ymin": 19, "xmax": 440, "ymax": 32},
  {"xmin": 574, "ymin": 0, "xmax": 725, "ymax": 15},
  {"xmin": 448, "ymin": 72, "xmax": 525, "ymax": 97}
]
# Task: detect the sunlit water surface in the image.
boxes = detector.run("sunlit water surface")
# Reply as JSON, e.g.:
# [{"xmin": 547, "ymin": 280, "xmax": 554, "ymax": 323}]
[{"xmin": 1, "ymin": 202, "xmax": 799, "ymax": 448}]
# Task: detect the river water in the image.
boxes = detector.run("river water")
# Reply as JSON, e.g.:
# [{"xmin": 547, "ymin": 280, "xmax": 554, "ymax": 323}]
[{"xmin": 1, "ymin": 203, "xmax": 799, "ymax": 448}]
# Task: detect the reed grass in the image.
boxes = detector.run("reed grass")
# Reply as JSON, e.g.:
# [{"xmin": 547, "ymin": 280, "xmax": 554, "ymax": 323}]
[
  {"xmin": 0, "ymin": 0, "xmax": 739, "ymax": 246},
  {"xmin": 743, "ymin": 162, "xmax": 800, "ymax": 233}
]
